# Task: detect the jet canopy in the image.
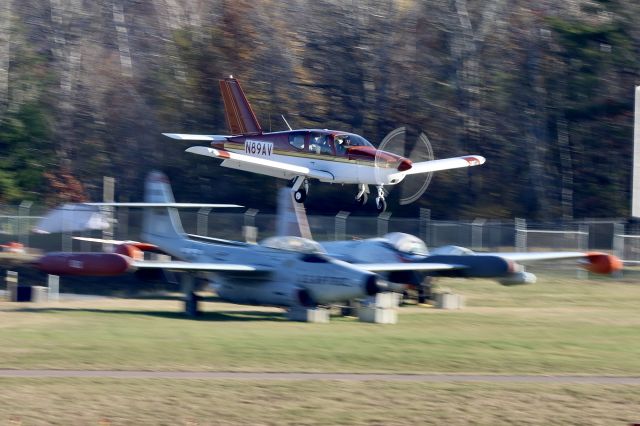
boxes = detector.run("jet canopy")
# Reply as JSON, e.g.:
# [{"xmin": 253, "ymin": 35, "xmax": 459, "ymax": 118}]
[
  {"xmin": 260, "ymin": 236, "xmax": 326, "ymax": 254},
  {"xmin": 384, "ymin": 232, "xmax": 429, "ymax": 256}
]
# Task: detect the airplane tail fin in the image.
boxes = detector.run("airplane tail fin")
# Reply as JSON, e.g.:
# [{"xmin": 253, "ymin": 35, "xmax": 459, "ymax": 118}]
[
  {"xmin": 219, "ymin": 76, "xmax": 263, "ymax": 135},
  {"xmin": 141, "ymin": 171, "xmax": 186, "ymax": 243}
]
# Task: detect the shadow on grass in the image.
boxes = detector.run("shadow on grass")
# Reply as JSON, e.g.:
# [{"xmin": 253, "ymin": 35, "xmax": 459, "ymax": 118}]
[{"xmin": 13, "ymin": 307, "xmax": 287, "ymax": 322}]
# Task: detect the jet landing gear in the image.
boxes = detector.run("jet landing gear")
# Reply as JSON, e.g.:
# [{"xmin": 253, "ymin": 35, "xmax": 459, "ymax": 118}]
[
  {"xmin": 375, "ymin": 185, "xmax": 387, "ymax": 213},
  {"xmin": 291, "ymin": 176, "xmax": 309, "ymax": 203}
]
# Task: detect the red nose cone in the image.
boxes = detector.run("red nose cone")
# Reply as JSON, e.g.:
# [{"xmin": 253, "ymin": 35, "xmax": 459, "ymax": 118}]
[{"xmin": 397, "ymin": 158, "xmax": 412, "ymax": 172}]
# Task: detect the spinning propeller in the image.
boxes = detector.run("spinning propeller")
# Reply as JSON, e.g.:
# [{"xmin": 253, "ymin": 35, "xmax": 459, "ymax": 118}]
[{"xmin": 375, "ymin": 127, "xmax": 435, "ymax": 206}]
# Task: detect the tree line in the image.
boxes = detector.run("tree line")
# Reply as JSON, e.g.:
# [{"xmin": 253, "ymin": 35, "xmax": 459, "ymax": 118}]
[{"xmin": 0, "ymin": 0, "xmax": 638, "ymax": 219}]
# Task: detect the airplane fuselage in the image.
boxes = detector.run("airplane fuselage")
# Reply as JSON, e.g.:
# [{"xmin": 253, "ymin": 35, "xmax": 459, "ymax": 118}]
[{"xmin": 215, "ymin": 129, "xmax": 410, "ymax": 186}]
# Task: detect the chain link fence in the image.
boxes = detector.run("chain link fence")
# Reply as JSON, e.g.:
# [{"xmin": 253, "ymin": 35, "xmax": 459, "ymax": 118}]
[{"xmin": 0, "ymin": 203, "xmax": 629, "ymax": 258}]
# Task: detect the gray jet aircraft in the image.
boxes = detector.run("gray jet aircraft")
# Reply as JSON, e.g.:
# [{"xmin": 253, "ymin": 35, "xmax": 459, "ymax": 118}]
[{"xmin": 36, "ymin": 172, "xmax": 454, "ymax": 316}]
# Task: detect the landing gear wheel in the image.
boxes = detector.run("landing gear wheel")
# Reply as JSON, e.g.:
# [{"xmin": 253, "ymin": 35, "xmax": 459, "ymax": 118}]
[
  {"xmin": 294, "ymin": 187, "xmax": 307, "ymax": 203},
  {"xmin": 355, "ymin": 192, "xmax": 368, "ymax": 206},
  {"xmin": 375, "ymin": 197, "xmax": 387, "ymax": 213}
]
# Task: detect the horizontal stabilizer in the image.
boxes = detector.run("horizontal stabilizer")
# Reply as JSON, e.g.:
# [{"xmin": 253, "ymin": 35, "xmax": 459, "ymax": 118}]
[
  {"xmin": 162, "ymin": 133, "xmax": 229, "ymax": 142},
  {"xmin": 405, "ymin": 155, "xmax": 485, "ymax": 176},
  {"xmin": 186, "ymin": 146, "xmax": 335, "ymax": 181}
]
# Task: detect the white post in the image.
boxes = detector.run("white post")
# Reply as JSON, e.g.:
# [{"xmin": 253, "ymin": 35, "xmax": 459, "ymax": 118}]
[
  {"xmin": 102, "ymin": 176, "xmax": 115, "ymax": 252},
  {"xmin": 48, "ymin": 275, "xmax": 59, "ymax": 301},
  {"xmin": 632, "ymin": 86, "xmax": 640, "ymax": 218}
]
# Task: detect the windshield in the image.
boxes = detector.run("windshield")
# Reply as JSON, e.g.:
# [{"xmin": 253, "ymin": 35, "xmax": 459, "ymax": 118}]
[{"xmin": 334, "ymin": 133, "xmax": 374, "ymax": 155}]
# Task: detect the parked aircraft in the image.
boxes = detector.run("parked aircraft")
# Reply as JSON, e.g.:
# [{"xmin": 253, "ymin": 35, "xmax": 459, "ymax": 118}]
[
  {"xmin": 321, "ymin": 232, "xmax": 622, "ymax": 302},
  {"xmin": 34, "ymin": 172, "xmax": 460, "ymax": 316},
  {"xmin": 163, "ymin": 76, "xmax": 485, "ymax": 212}
]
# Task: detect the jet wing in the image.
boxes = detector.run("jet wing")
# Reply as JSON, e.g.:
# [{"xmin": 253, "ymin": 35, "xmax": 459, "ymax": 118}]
[
  {"xmin": 163, "ymin": 133, "xmax": 230, "ymax": 142},
  {"xmin": 356, "ymin": 263, "xmax": 465, "ymax": 272},
  {"xmin": 186, "ymin": 146, "xmax": 335, "ymax": 181},
  {"xmin": 464, "ymin": 251, "xmax": 621, "ymax": 275},
  {"xmin": 85, "ymin": 203, "xmax": 243, "ymax": 208},
  {"xmin": 404, "ymin": 155, "xmax": 485, "ymax": 176},
  {"xmin": 485, "ymin": 252, "xmax": 594, "ymax": 264},
  {"xmin": 131, "ymin": 260, "xmax": 273, "ymax": 274}
]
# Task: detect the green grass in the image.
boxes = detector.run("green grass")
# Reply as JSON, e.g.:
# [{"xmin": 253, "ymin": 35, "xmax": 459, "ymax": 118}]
[
  {"xmin": 0, "ymin": 271, "xmax": 639, "ymax": 375},
  {"xmin": 0, "ymin": 379, "xmax": 639, "ymax": 425},
  {"xmin": 1, "ymin": 271, "xmax": 640, "ymax": 424}
]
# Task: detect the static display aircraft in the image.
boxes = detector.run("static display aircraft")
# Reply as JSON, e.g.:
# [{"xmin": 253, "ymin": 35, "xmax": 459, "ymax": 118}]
[
  {"xmin": 163, "ymin": 76, "xmax": 485, "ymax": 212},
  {"xmin": 34, "ymin": 172, "xmax": 459, "ymax": 316},
  {"xmin": 321, "ymin": 232, "xmax": 622, "ymax": 302}
]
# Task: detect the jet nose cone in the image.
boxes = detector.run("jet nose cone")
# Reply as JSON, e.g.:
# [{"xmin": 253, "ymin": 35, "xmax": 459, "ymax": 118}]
[{"xmin": 397, "ymin": 158, "xmax": 412, "ymax": 172}]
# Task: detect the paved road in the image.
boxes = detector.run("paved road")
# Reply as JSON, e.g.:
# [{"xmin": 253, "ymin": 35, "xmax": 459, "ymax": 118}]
[{"xmin": 1, "ymin": 370, "xmax": 639, "ymax": 383}]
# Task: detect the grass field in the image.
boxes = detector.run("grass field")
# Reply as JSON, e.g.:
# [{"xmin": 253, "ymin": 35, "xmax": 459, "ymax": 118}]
[
  {"xmin": 1, "ymin": 379, "xmax": 639, "ymax": 425},
  {"xmin": 0, "ymin": 270, "xmax": 639, "ymax": 424}
]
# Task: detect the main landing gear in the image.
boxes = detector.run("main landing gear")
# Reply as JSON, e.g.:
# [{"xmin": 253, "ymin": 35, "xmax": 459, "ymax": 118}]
[
  {"xmin": 375, "ymin": 185, "xmax": 387, "ymax": 213},
  {"xmin": 355, "ymin": 184, "xmax": 387, "ymax": 213},
  {"xmin": 355, "ymin": 184, "xmax": 369, "ymax": 206},
  {"xmin": 292, "ymin": 176, "xmax": 309, "ymax": 203}
]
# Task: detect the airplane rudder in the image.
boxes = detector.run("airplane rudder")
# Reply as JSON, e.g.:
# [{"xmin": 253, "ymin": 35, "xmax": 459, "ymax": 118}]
[
  {"xmin": 219, "ymin": 76, "xmax": 262, "ymax": 135},
  {"xmin": 144, "ymin": 171, "xmax": 176, "ymax": 203}
]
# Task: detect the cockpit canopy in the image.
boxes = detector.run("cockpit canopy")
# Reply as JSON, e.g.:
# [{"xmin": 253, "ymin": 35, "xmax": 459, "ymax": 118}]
[
  {"xmin": 334, "ymin": 133, "xmax": 374, "ymax": 148},
  {"xmin": 384, "ymin": 232, "xmax": 429, "ymax": 256},
  {"xmin": 260, "ymin": 236, "xmax": 326, "ymax": 254}
]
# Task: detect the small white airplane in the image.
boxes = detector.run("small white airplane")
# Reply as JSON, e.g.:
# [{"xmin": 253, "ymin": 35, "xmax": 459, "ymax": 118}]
[
  {"xmin": 163, "ymin": 76, "xmax": 485, "ymax": 212},
  {"xmin": 321, "ymin": 232, "xmax": 622, "ymax": 302},
  {"xmin": 34, "ymin": 172, "xmax": 461, "ymax": 317}
]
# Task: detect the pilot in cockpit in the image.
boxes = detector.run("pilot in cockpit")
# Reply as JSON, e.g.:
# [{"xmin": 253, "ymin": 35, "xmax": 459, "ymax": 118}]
[{"xmin": 335, "ymin": 135, "xmax": 351, "ymax": 155}]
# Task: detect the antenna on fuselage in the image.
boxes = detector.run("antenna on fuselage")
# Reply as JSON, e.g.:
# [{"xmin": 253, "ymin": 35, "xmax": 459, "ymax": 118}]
[{"xmin": 281, "ymin": 115, "xmax": 292, "ymax": 131}]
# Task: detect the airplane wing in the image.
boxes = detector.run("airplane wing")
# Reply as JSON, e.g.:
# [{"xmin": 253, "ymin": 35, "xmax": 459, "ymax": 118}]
[
  {"xmin": 163, "ymin": 133, "xmax": 230, "ymax": 142},
  {"xmin": 84, "ymin": 203, "xmax": 243, "ymax": 208},
  {"xmin": 186, "ymin": 146, "xmax": 335, "ymax": 181},
  {"xmin": 356, "ymin": 263, "xmax": 465, "ymax": 272},
  {"xmin": 131, "ymin": 260, "xmax": 273, "ymax": 273},
  {"xmin": 404, "ymin": 155, "xmax": 485, "ymax": 176}
]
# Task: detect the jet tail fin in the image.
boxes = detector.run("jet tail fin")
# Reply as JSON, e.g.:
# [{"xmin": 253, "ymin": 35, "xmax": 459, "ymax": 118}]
[
  {"xmin": 219, "ymin": 76, "xmax": 263, "ymax": 136},
  {"xmin": 141, "ymin": 171, "xmax": 186, "ymax": 243}
]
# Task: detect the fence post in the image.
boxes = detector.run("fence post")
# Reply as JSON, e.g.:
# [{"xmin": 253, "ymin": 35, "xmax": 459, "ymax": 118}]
[
  {"xmin": 472, "ymin": 218, "xmax": 486, "ymax": 251},
  {"xmin": 61, "ymin": 205, "xmax": 72, "ymax": 252},
  {"xmin": 612, "ymin": 222, "xmax": 625, "ymax": 260},
  {"xmin": 48, "ymin": 274, "xmax": 59, "ymax": 302},
  {"xmin": 197, "ymin": 208, "xmax": 212, "ymax": 236},
  {"xmin": 243, "ymin": 209, "xmax": 259, "ymax": 243},
  {"xmin": 18, "ymin": 200, "xmax": 32, "ymax": 247},
  {"xmin": 6, "ymin": 270, "xmax": 17, "ymax": 302},
  {"xmin": 612, "ymin": 222, "xmax": 625, "ymax": 278},
  {"xmin": 419, "ymin": 208, "xmax": 431, "ymax": 248},
  {"xmin": 335, "ymin": 211, "xmax": 350, "ymax": 241},
  {"xmin": 577, "ymin": 224, "xmax": 589, "ymax": 279},
  {"xmin": 102, "ymin": 176, "xmax": 115, "ymax": 252},
  {"xmin": 377, "ymin": 211, "xmax": 392, "ymax": 237},
  {"xmin": 515, "ymin": 218, "xmax": 527, "ymax": 252}
]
